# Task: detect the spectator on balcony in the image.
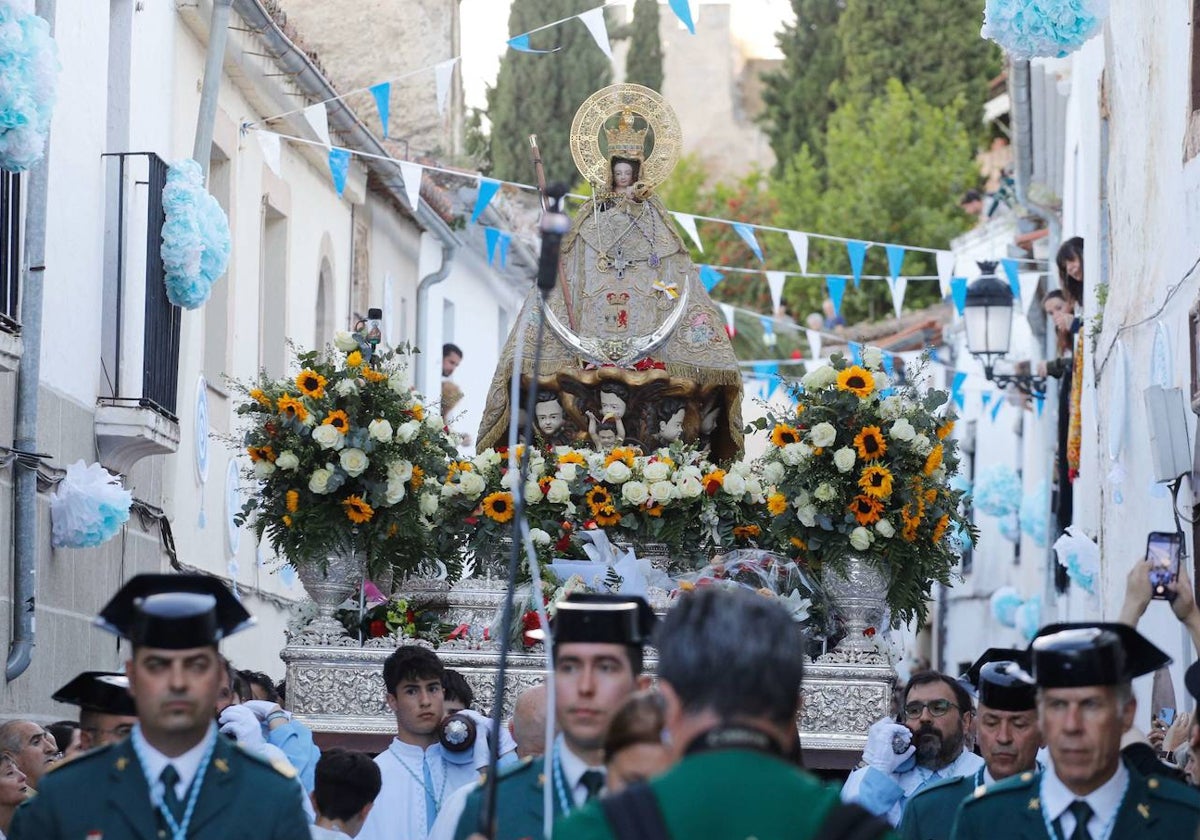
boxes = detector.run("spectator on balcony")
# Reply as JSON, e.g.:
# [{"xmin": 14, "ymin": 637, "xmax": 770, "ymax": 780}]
[{"xmin": 1056, "ymin": 237, "xmax": 1085, "ymax": 485}]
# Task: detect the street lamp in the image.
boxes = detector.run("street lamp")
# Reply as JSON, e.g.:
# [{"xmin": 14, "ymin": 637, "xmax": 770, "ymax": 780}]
[{"xmin": 963, "ymin": 261, "xmax": 1047, "ymax": 398}]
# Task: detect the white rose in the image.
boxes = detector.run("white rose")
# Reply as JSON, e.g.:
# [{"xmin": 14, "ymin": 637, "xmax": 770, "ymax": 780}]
[
  {"xmin": 529, "ymin": 528, "xmax": 551, "ymax": 547},
  {"xmin": 648, "ymin": 481, "xmax": 675, "ymax": 503},
  {"xmin": 676, "ymin": 475, "xmax": 703, "ymax": 499},
  {"xmin": 458, "ymin": 471, "xmax": 486, "ymax": 499},
  {"xmin": 525, "ymin": 480, "xmax": 544, "ymax": 503},
  {"xmin": 932, "ymin": 466, "xmax": 946, "ymax": 483},
  {"xmin": 810, "ymin": 423, "xmax": 837, "ymax": 448},
  {"xmin": 368, "ymin": 418, "xmax": 393, "ymax": 442},
  {"xmin": 833, "ymin": 447, "xmax": 857, "ymax": 473},
  {"xmin": 876, "ymin": 519, "xmax": 895, "ymax": 538},
  {"xmin": 546, "ymin": 479, "xmax": 571, "ymax": 504},
  {"xmin": 761, "ymin": 461, "xmax": 785, "ymax": 486},
  {"xmin": 862, "ymin": 347, "xmax": 883, "ymax": 370},
  {"xmin": 339, "ymin": 448, "xmax": 370, "ymax": 477},
  {"xmin": 388, "ymin": 459, "xmax": 414, "ymax": 483},
  {"xmin": 890, "ymin": 418, "xmax": 916, "ymax": 442},
  {"xmin": 500, "ymin": 470, "xmax": 518, "ymax": 490},
  {"xmin": 729, "ymin": 461, "xmax": 751, "ymax": 478},
  {"xmin": 781, "ymin": 442, "xmax": 811, "ymax": 466},
  {"xmin": 676, "ymin": 465, "xmax": 702, "ymax": 482},
  {"xmin": 814, "ymin": 483, "xmax": 837, "ymax": 502},
  {"xmin": 622, "ymin": 481, "xmax": 650, "ymax": 506},
  {"xmin": 388, "ymin": 370, "xmax": 409, "ymax": 395},
  {"xmin": 556, "ymin": 462, "xmax": 579, "ymax": 482},
  {"xmin": 880, "ymin": 395, "xmax": 905, "ymax": 420},
  {"xmin": 913, "ymin": 434, "xmax": 933, "ymax": 456},
  {"xmin": 253, "ymin": 460, "xmax": 276, "ymax": 479},
  {"xmin": 874, "ymin": 372, "xmax": 890, "ymax": 391},
  {"xmin": 801, "ymin": 364, "xmax": 838, "ymax": 390},
  {"xmin": 333, "ymin": 330, "xmax": 359, "ymax": 352},
  {"xmin": 796, "ymin": 504, "xmax": 817, "ymax": 527},
  {"xmin": 396, "ymin": 421, "xmax": 421, "ymax": 443},
  {"xmin": 309, "ymin": 467, "xmax": 335, "ymax": 494},
  {"xmin": 474, "ymin": 449, "xmax": 501, "ymax": 471},
  {"xmin": 604, "ymin": 462, "xmax": 632, "ymax": 484},
  {"xmin": 424, "ymin": 412, "xmax": 443, "ymax": 430},
  {"xmin": 745, "ymin": 477, "xmax": 764, "ymax": 501},
  {"xmin": 440, "ymin": 481, "xmax": 460, "ymax": 498},
  {"xmin": 385, "ymin": 478, "xmax": 407, "ymax": 505},
  {"xmin": 849, "ymin": 526, "xmax": 872, "ymax": 551},
  {"xmin": 312, "ymin": 424, "xmax": 345, "ymax": 451},
  {"xmin": 419, "ymin": 492, "xmax": 439, "ymax": 516},
  {"xmin": 792, "ymin": 489, "xmax": 811, "ymax": 507},
  {"xmin": 275, "ymin": 451, "xmax": 299, "ymax": 471},
  {"xmin": 642, "ymin": 461, "xmax": 671, "ymax": 483},
  {"xmin": 333, "ymin": 379, "xmax": 358, "ymax": 398},
  {"xmin": 722, "ymin": 473, "xmax": 747, "ymax": 496}
]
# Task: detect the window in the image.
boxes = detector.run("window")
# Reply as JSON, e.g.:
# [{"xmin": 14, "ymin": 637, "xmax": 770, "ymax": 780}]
[
  {"xmin": 140, "ymin": 155, "xmax": 182, "ymax": 418},
  {"xmin": 315, "ymin": 259, "xmax": 334, "ymax": 351},
  {"xmin": 442, "ymin": 299, "xmax": 455, "ymax": 343},
  {"xmin": 0, "ymin": 170, "xmax": 20, "ymax": 332},
  {"xmin": 259, "ymin": 204, "xmax": 288, "ymax": 378}
]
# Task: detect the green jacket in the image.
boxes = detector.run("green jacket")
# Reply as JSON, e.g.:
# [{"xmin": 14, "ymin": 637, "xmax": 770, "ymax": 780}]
[
  {"xmin": 454, "ymin": 756, "xmax": 569, "ymax": 840},
  {"xmin": 9, "ymin": 733, "xmax": 311, "ymax": 840},
  {"xmin": 897, "ymin": 769, "xmax": 985, "ymax": 840},
  {"xmin": 949, "ymin": 762, "xmax": 1200, "ymax": 839},
  {"xmin": 553, "ymin": 748, "xmax": 892, "ymax": 840}
]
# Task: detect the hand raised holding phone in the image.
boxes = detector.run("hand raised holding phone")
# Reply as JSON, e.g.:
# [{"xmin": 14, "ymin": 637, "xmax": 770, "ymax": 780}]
[{"xmin": 1146, "ymin": 531, "xmax": 1183, "ymax": 601}]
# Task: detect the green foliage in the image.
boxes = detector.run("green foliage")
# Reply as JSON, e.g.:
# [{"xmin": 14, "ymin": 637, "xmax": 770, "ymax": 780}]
[
  {"xmin": 771, "ymin": 80, "xmax": 977, "ymax": 323},
  {"xmin": 489, "ymin": 0, "xmax": 614, "ymax": 184},
  {"xmin": 623, "ymin": 0, "xmax": 664, "ymax": 91}
]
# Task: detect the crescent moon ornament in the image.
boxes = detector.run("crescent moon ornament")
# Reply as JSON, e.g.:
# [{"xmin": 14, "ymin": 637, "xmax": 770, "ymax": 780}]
[{"xmin": 570, "ymin": 84, "xmax": 682, "ymax": 192}]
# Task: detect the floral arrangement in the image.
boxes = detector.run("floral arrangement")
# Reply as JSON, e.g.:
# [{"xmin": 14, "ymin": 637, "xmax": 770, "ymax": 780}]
[
  {"xmin": 161, "ymin": 159, "xmax": 232, "ymax": 309},
  {"xmin": 753, "ymin": 351, "xmax": 973, "ymax": 627},
  {"xmin": 234, "ymin": 335, "xmax": 460, "ymax": 581},
  {"xmin": 673, "ymin": 551, "xmax": 821, "ymax": 627},
  {"xmin": 49, "ymin": 460, "xmax": 132, "ymax": 548},
  {"xmin": 0, "ymin": 0, "xmax": 58, "ymax": 172},
  {"xmin": 981, "ymin": 0, "xmax": 1107, "ymax": 60},
  {"xmin": 337, "ymin": 590, "xmax": 447, "ymax": 642}
]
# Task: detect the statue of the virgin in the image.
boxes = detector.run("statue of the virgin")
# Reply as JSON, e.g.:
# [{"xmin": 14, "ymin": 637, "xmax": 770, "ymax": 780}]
[{"xmin": 476, "ymin": 84, "xmax": 744, "ymax": 459}]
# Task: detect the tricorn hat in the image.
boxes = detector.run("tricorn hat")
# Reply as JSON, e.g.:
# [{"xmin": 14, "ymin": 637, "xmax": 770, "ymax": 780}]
[
  {"xmin": 95, "ymin": 574, "xmax": 254, "ymax": 650},
  {"xmin": 548, "ymin": 593, "xmax": 657, "ymax": 646},
  {"xmin": 965, "ymin": 648, "xmax": 1035, "ymax": 712},
  {"xmin": 1029, "ymin": 622, "xmax": 1170, "ymax": 688},
  {"xmin": 52, "ymin": 671, "xmax": 136, "ymax": 716}
]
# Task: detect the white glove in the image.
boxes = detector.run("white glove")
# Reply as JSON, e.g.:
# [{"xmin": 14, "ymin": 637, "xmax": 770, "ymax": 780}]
[
  {"xmin": 241, "ymin": 700, "xmax": 288, "ymax": 722},
  {"xmin": 219, "ymin": 704, "xmax": 265, "ymax": 746},
  {"xmin": 862, "ymin": 718, "xmax": 914, "ymax": 775},
  {"xmin": 455, "ymin": 710, "xmax": 518, "ymax": 771}
]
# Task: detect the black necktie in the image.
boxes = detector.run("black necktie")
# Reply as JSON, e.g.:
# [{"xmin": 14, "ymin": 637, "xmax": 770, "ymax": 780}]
[
  {"xmin": 579, "ymin": 769, "xmax": 605, "ymax": 802},
  {"xmin": 1067, "ymin": 799, "xmax": 1093, "ymax": 840},
  {"xmin": 160, "ymin": 764, "xmax": 184, "ymax": 821}
]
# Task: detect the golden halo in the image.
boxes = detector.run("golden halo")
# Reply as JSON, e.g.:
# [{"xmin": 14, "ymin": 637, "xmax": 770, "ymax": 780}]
[{"xmin": 570, "ymin": 84, "xmax": 681, "ymax": 192}]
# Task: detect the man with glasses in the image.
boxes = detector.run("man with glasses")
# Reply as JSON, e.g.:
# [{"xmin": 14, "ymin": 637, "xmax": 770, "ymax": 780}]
[
  {"xmin": 0, "ymin": 721, "xmax": 59, "ymax": 792},
  {"xmin": 52, "ymin": 671, "xmax": 138, "ymax": 750},
  {"xmin": 842, "ymin": 671, "xmax": 982, "ymax": 825}
]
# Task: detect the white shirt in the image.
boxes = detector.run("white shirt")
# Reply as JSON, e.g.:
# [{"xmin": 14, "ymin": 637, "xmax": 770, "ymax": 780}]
[
  {"xmin": 310, "ymin": 825, "xmax": 352, "ymax": 840},
  {"xmin": 555, "ymin": 734, "xmax": 606, "ymax": 807},
  {"xmin": 1041, "ymin": 760, "xmax": 1129, "ymax": 839},
  {"xmin": 356, "ymin": 738, "xmax": 478, "ymax": 840},
  {"xmin": 131, "ymin": 722, "xmax": 217, "ymax": 806}
]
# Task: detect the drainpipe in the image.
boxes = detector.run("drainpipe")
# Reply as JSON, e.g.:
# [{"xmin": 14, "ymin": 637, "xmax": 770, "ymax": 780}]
[
  {"xmin": 7, "ymin": 0, "xmax": 54, "ymax": 683},
  {"xmin": 414, "ymin": 242, "xmax": 458, "ymax": 395},
  {"xmin": 192, "ymin": 0, "xmax": 232, "ymax": 179}
]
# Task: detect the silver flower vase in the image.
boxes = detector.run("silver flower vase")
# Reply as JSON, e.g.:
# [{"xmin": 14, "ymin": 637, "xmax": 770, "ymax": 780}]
[
  {"xmin": 295, "ymin": 550, "xmax": 367, "ymax": 644},
  {"xmin": 818, "ymin": 555, "xmax": 891, "ymax": 664}
]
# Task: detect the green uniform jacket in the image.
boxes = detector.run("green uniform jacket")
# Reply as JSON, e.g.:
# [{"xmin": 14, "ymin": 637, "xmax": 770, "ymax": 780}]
[
  {"xmin": 949, "ymin": 762, "xmax": 1200, "ymax": 840},
  {"xmin": 897, "ymin": 769, "xmax": 984, "ymax": 840},
  {"xmin": 554, "ymin": 748, "xmax": 895, "ymax": 840},
  {"xmin": 454, "ymin": 757, "xmax": 568, "ymax": 840},
  {"xmin": 9, "ymin": 733, "xmax": 311, "ymax": 840}
]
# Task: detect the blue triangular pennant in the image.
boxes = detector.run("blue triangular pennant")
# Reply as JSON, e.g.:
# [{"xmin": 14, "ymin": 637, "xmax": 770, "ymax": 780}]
[
  {"xmin": 498, "ymin": 232, "xmax": 512, "ymax": 268},
  {"xmin": 991, "ymin": 396, "xmax": 1003, "ymax": 421},
  {"xmin": 929, "ymin": 347, "xmax": 942, "ymax": 363},
  {"xmin": 1035, "ymin": 392, "xmax": 1045, "ymax": 417},
  {"xmin": 950, "ymin": 277, "xmax": 968, "ymax": 315},
  {"xmin": 981, "ymin": 392, "xmax": 992, "ymax": 412},
  {"xmin": 369, "ymin": 82, "xmax": 391, "ymax": 139},
  {"xmin": 700, "ymin": 265, "xmax": 724, "ymax": 292},
  {"xmin": 507, "ymin": 34, "xmax": 560, "ymax": 53},
  {"xmin": 1001, "ymin": 258, "xmax": 1020, "ymax": 297},
  {"xmin": 732, "ymin": 222, "xmax": 763, "ymax": 262},
  {"xmin": 471, "ymin": 178, "xmax": 501, "ymax": 224},
  {"xmin": 668, "ymin": 0, "xmax": 696, "ymax": 33},
  {"xmin": 825, "ymin": 276, "xmax": 846, "ymax": 316},
  {"xmin": 327, "ymin": 147, "xmax": 350, "ymax": 198},
  {"xmin": 882, "ymin": 353, "xmax": 895, "ymax": 377},
  {"xmin": 951, "ymin": 371, "xmax": 967, "ymax": 410},
  {"xmin": 848, "ymin": 342, "xmax": 863, "ymax": 366},
  {"xmin": 485, "ymin": 227, "xmax": 502, "ymax": 265},
  {"xmin": 846, "ymin": 240, "xmax": 869, "ymax": 288},
  {"xmin": 885, "ymin": 244, "xmax": 906, "ymax": 281}
]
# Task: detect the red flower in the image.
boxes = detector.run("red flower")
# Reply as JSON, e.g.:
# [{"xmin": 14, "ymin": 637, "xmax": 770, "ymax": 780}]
[
  {"xmin": 520, "ymin": 610, "xmax": 542, "ymax": 646},
  {"xmin": 406, "ymin": 609, "xmax": 416, "ymax": 624},
  {"xmin": 863, "ymin": 627, "xmax": 877, "ymax": 638},
  {"xmin": 368, "ymin": 620, "xmax": 388, "ymax": 638},
  {"xmin": 465, "ymin": 516, "xmax": 479, "ymax": 526},
  {"xmin": 448, "ymin": 623, "xmax": 469, "ymax": 640},
  {"xmin": 633, "ymin": 358, "xmax": 666, "ymax": 371},
  {"xmin": 555, "ymin": 534, "xmax": 572, "ymax": 552}
]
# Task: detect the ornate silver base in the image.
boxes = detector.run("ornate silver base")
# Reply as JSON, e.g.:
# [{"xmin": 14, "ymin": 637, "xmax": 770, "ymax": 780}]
[{"xmin": 818, "ymin": 555, "xmax": 891, "ymax": 665}]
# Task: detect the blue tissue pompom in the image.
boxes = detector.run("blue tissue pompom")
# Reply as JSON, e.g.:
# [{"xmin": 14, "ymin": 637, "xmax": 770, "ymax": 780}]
[
  {"xmin": 990, "ymin": 586, "xmax": 1022, "ymax": 628},
  {"xmin": 1019, "ymin": 481, "xmax": 1049, "ymax": 547},
  {"xmin": 0, "ymin": 2, "xmax": 59, "ymax": 172},
  {"xmin": 982, "ymin": 0, "xmax": 1108, "ymax": 60},
  {"xmin": 161, "ymin": 159, "xmax": 231, "ymax": 309},
  {"xmin": 1015, "ymin": 595, "xmax": 1042, "ymax": 642},
  {"xmin": 975, "ymin": 464, "xmax": 1022, "ymax": 518}
]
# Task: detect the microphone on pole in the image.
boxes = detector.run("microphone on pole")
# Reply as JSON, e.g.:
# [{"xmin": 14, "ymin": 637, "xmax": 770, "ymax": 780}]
[{"xmin": 537, "ymin": 183, "xmax": 570, "ymax": 297}]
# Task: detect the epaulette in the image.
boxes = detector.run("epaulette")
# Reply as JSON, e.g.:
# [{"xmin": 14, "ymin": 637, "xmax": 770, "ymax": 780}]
[
  {"xmin": 1144, "ymin": 774, "xmax": 1200, "ymax": 810},
  {"xmin": 495, "ymin": 755, "xmax": 535, "ymax": 783},
  {"xmin": 234, "ymin": 743, "xmax": 298, "ymax": 779},
  {"xmin": 46, "ymin": 743, "xmax": 119, "ymax": 777},
  {"xmin": 963, "ymin": 770, "xmax": 1039, "ymax": 805}
]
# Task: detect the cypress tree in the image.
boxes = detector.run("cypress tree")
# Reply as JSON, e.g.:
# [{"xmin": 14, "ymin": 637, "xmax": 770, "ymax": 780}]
[{"xmin": 623, "ymin": 0, "xmax": 664, "ymax": 91}]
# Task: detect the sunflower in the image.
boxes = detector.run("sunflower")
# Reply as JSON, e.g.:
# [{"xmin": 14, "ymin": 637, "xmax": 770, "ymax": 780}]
[
  {"xmin": 733, "ymin": 524, "xmax": 761, "ymax": 541},
  {"xmin": 249, "ymin": 388, "xmax": 273, "ymax": 409},
  {"xmin": 789, "ymin": 536, "xmax": 808, "ymax": 551},
  {"xmin": 295, "ymin": 369, "xmax": 327, "ymax": 398},
  {"xmin": 447, "ymin": 461, "xmax": 473, "ymax": 479},
  {"xmin": 836, "ymin": 365, "xmax": 875, "ymax": 398},
  {"xmin": 853, "ymin": 426, "xmax": 887, "ymax": 461},
  {"xmin": 849, "ymin": 494, "xmax": 884, "ymax": 526},
  {"xmin": 702, "ymin": 469, "xmax": 726, "ymax": 495},
  {"xmin": 361, "ymin": 365, "xmax": 387, "ymax": 383},
  {"xmin": 594, "ymin": 505, "xmax": 621, "ymax": 527},
  {"xmin": 322, "ymin": 410, "xmax": 351, "ymax": 433},
  {"xmin": 937, "ymin": 420, "xmax": 955, "ymax": 440},
  {"xmin": 410, "ymin": 465, "xmax": 425, "ymax": 489},
  {"xmin": 585, "ymin": 486, "xmax": 613, "ymax": 513},
  {"xmin": 277, "ymin": 394, "xmax": 308, "ymax": 423},
  {"xmin": 247, "ymin": 445, "xmax": 276, "ymax": 463},
  {"xmin": 770, "ymin": 423, "xmax": 801, "ymax": 447},
  {"xmin": 932, "ymin": 514, "xmax": 950, "ymax": 543},
  {"xmin": 342, "ymin": 495, "xmax": 374, "ymax": 524},
  {"xmin": 282, "ymin": 515, "xmax": 293, "ymax": 528},
  {"xmin": 482, "ymin": 491, "xmax": 515, "ymax": 523},
  {"xmin": 923, "ymin": 444, "xmax": 944, "ymax": 476},
  {"xmin": 346, "ymin": 350, "xmax": 363, "ymax": 368},
  {"xmin": 767, "ymin": 493, "xmax": 789, "ymax": 516},
  {"xmin": 558, "ymin": 450, "xmax": 586, "ymax": 466},
  {"xmin": 858, "ymin": 465, "xmax": 894, "ymax": 499},
  {"xmin": 923, "ymin": 487, "xmax": 938, "ymax": 505},
  {"xmin": 900, "ymin": 503, "xmax": 922, "ymax": 541},
  {"xmin": 604, "ymin": 447, "xmax": 637, "ymax": 467},
  {"xmin": 285, "ymin": 490, "xmax": 299, "ymax": 513}
]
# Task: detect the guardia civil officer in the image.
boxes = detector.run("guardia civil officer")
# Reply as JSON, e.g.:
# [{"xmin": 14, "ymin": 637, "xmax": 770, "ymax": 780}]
[
  {"xmin": 951, "ymin": 623, "xmax": 1200, "ymax": 840},
  {"xmin": 9, "ymin": 574, "xmax": 311, "ymax": 840},
  {"xmin": 51, "ymin": 671, "xmax": 139, "ymax": 751}
]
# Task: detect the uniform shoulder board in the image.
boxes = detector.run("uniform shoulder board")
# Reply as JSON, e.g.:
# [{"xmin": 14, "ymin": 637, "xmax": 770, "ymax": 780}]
[
  {"xmin": 496, "ymin": 755, "xmax": 535, "ymax": 782},
  {"xmin": 1144, "ymin": 773, "xmax": 1200, "ymax": 809},
  {"xmin": 234, "ymin": 743, "xmax": 298, "ymax": 779},
  {"xmin": 47, "ymin": 743, "xmax": 116, "ymax": 776},
  {"xmin": 270, "ymin": 757, "xmax": 298, "ymax": 779}
]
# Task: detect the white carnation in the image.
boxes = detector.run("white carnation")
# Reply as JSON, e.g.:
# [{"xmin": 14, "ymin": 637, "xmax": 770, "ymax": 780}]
[
  {"xmin": 388, "ymin": 370, "xmax": 409, "ymax": 395},
  {"xmin": 889, "ymin": 418, "xmax": 916, "ymax": 442},
  {"xmin": 721, "ymin": 473, "xmax": 747, "ymax": 496},
  {"xmin": 396, "ymin": 421, "xmax": 421, "ymax": 443},
  {"xmin": 368, "ymin": 418, "xmax": 393, "ymax": 442},
  {"xmin": 424, "ymin": 412, "xmax": 443, "ymax": 430},
  {"xmin": 796, "ymin": 504, "xmax": 817, "ymax": 527},
  {"xmin": 604, "ymin": 462, "xmax": 632, "ymax": 484},
  {"xmin": 849, "ymin": 526, "xmax": 872, "ymax": 551},
  {"xmin": 253, "ymin": 460, "xmax": 276, "ymax": 479},
  {"xmin": 801, "ymin": 364, "xmax": 838, "ymax": 390},
  {"xmin": 876, "ymin": 519, "xmax": 895, "ymax": 538},
  {"xmin": 880, "ymin": 396, "xmax": 905, "ymax": 420},
  {"xmin": 546, "ymin": 479, "xmax": 571, "ymax": 505},
  {"xmin": 458, "ymin": 471, "xmax": 486, "ymax": 499},
  {"xmin": 913, "ymin": 434, "xmax": 933, "ymax": 456},
  {"xmin": 333, "ymin": 331, "xmax": 359, "ymax": 352},
  {"xmin": 761, "ymin": 461, "xmax": 785, "ymax": 486},
  {"xmin": 339, "ymin": 448, "xmax": 369, "ymax": 477},
  {"xmin": 275, "ymin": 451, "xmax": 299, "ymax": 471},
  {"xmin": 419, "ymin": 492, "xmax": 439, "ymax": 516},
  {"xmin": 556, "ymin": 462, "xmax": 579, "ymax": 482},
  {"xmin": 642, "ymin": 461, "xmax": 671, "ymax": 483},
  {"xmin": 312, "ymin": 424, "xmax": 345, "ymax": 451},
  {"xmin": 833, "ymin": 447, "xmax": 857, "ymax": 473},
  {"xmin": 810, "ymin": 423, "xmax": 837, "ymax": 448},
  {"xmin": 621, "ymin": 481, "xmax": 650, "ymax": 506},
  {"xmin": 333, "ymin": 379, "xmax": 358, "ymax": 398},
  {"xmin": 308, "ymin": 467, "xmax": 335, "ymax": 494}
]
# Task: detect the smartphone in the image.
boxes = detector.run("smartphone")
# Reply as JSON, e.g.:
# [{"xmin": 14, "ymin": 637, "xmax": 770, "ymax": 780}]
[
  {"xmin": 1147, "ymin": 531, "xmax": 1183, "ymax": 600},
  {"xmin": 1159, "ymin": 707, "xmax": 1177, "ymax": 727}
]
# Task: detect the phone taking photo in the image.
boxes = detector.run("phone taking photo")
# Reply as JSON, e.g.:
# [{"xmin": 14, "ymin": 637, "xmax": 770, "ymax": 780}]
[
  {"xmin": 1159, "ymin": 707, "xmax": 1177, "ymax": 728},
  {"xmin": 1147, "ymin": 531, "xmax": 1183, "ymax": 600}
]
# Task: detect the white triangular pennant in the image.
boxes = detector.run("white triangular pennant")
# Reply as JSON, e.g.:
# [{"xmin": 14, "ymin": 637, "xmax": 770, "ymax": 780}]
[
  {"xmin": 805, "ymin": 328, "xmax": 822, "ymax": 360},
  {"xmin": 434, "ymin": 58, "xmax": 459, "ymax": 115},
  {"xmin": 889, "ymin": 277, "xmax": 908, "ymax": 319},
  {"xmin": 578, "ymin": 7, "xmax": 613, "ymax": 59},
  {"xmin": 1018, "ymin": 271, "xmax": 1040, "ymax": 312},
  {"xmin": 719, "ymin": 303, "xmax": 736, "ymax": 336},
  {"xmin": 766, "ymin": 271, "xmax": 787, "ymax": 312},
  {"xmin": 256, "ymin": 130, "xmax": 281, "ymax": 177},
  {"xmin": 673, "ymin": 212, "xmax": 704, "ymax": 252},
  {"xmin": 787, "ymin": 231, "xmax": 809, "ymax": 274},
  {"xmin": 303, "ymin": 103, "xmax": 331, "ymax": 149},
  {"xmin": 400, "ymin": 160, "xmax": 423, "ymax": 210},
  {"xmin": 936, "ymin": 250, "xmax": 956, "ymax": 298}
]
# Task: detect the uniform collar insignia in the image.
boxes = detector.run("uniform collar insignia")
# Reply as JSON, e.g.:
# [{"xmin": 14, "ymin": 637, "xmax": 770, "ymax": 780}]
[
  {"xmin": 213, "ymin": 758, "xmax": 229, "ymax": 773},
  {"xmin": 1028, "ymin": 797, "xmax": 1040, "ymax": 811},
  {"xmin": 115, "ymin": 756, "xmax": 128, "ymax": 771},
  {"xmin": 1138, "ymin": 803, "xmax": 1150, "ymax": 819}
]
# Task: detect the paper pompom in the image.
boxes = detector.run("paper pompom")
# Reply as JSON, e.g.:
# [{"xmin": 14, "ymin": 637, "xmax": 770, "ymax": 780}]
[
  {"xmin": 974, "ymin": 464, "xmax": 1022, "ymax": 518},
  {"xmin": 990, "ymin": 586, "xmax": 1022, "ymax": 628},
  {"xmin": 1014, "ymin": 595, "xmax": 1042, "ymax": 642},
  {"xmin": 161, "ymin": 159, "xmax": 231, "ymax": 309},
  {"xmin": 0, "ymin": 1, "xmax": 59, "ymax": 172},
  {"xmin": 1019, "ymin": 481, "xmax": 1049, "ymax": 547},
  {"xmin": 982, "ymin": 0, "xmax": 1108, "ymax": 60},
  {"xmin": 50, "ymin": 461, "xmax": 132, "ymax": 548}
]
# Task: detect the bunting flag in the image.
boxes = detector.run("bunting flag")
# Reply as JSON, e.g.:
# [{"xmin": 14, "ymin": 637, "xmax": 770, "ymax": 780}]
[
  {"xmin": 719, "ymin": 302, "xmax": 736, "ymax": 338},
  {"xmin": 951, "ymin": 371, "xmax": 967, "ymax": 410},
  {"xmin": 991, "ymin": 396, "xmax": 1003, "ymax": 421},
  {"xmin": 485, "ymin": 227, "xmax": 513, "ymax": 267},
  {"xmin": 673, "ymin": 212, "xmax": 704, "ymax": 252},
  {"xmin": 848, "ymin": 342, "xmax": 863, "ymax": 365},
  {"xmin": 981, "ymin": 392, "xmax": 992, "ymax": 415},
  {"xmin": 369, "ymin": 82, "xmax": 391, "ymax": 138},
  {"xmin": 1034, "ymin": 393, "xmax": 1045, "ymax": 417},
  {"xmin": 754, "ymin": 362, "xmax": 780, "ymax": 398},
  {"xmin": 733, "ymin": 222, "xmax": 764, "ymax": 262},
  {"xmin": 400, "ymin": 160, "xmax": 422, "ymax": 210},
  {"xmin": 303, "ymin": 103, "xmax": 331, "ymax": 149},
  {"xmin": 1018, "ymin": 271, "xmax": 1041, "ymax": 312},
  {"xmin": 889, "ymin": 276, "xmax": 908, "ymax": 319},
  {"xmin": 760, "ymin": 316, "xmax": 776, "ymax": 347},
  {"xmin": 787, "ymin": 230, "xmax": 809, "ymax": 274},
  {"xmin": 577, "ymin": 7, "xmax": 612, "ymax": 58},
  {"xmin": 765, "ymin": 271, "xmax": 787, "ymax": 313},
  {"xmin": 668, "ymin": 0, "xmax": 696, "ymax": 34},
  {"xmin": 882, "ymin": 352, "xmax": 895, "ymax": 377},
  {"xmin": 257, "ymin": 129, "xmax": 281, "ymax": 177},
  {"xmin": 950, "ymin": 277, "xmax": 968, "ymax": 315},
  {"xmin": 471, "ymin": 177, "xmax": 501, "ymax": 224},
  {"xmin": 805, "ymin": 328, "xmax": 822, "ymax": 360},
  {"xmin": 885, "ymin": 244, "xmax": 906, "ymax": 281},
  {"xmin": 328, "ymin": 147, "xmax": 350, "ymax": 198},
  {"xmin": 1001, "ymin": 258, "xmax": 1021, "ymax": 297},
  {"xmin": 434, "ymin": 58, "xmax": 459, "ymax": 115},
  {"xmin": 825, "ymin": 275, "xmax": 847, "ymax": 315},
  {"xmin": 846, "ymin": 240, "xmax": 869, "ymax": 288},
  {"xmin": 507, "ymin": 34, "xmax": 560, "ymax": 53},
  {"xmin": 700, "ymin": 265, "xmax": 723, "ymax": 292},
  {"xmin": 936, "ymin": 250, "xmax": 956, "ymax": 298}
]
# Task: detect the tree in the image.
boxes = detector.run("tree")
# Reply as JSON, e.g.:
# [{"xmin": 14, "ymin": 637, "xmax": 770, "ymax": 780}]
[
  {"xmin": 759, "ymin": 0, "xmax": 845, "ymax": 170},
  {"xmin": 623, "ymin": 0, "xmax": 664, "ymax": 91},
  {"xmin": 488, "ymin": 0, "xmax": 613, "ymax": 184}
]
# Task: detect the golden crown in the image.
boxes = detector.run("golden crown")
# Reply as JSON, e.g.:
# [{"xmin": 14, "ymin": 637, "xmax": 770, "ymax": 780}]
[{"xmin": 604, "ymin": 108, "xmax": 648, "ymax": 161}]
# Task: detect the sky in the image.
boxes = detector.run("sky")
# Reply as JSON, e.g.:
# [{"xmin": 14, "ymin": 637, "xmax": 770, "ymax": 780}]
[{"xmin": 458, "ymin": 0, "xmax": 795, "ymax": 109}]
